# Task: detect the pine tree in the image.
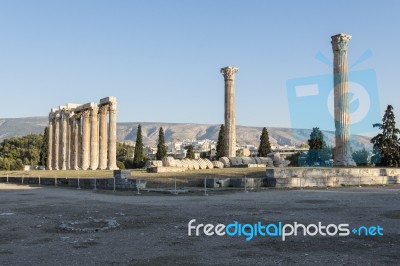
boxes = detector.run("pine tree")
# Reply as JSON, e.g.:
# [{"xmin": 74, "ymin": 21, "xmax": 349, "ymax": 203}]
[
  {"xmin": 258, "ymin": 127, "xmax": 271, "ymax": 157},
  {"xmin": 133, "ymin": 124, "xmax": 144, "ymax": 168},
  {"xmin": 371, "ymin": 105, "xmax": 400, "ymax": 166},
  {"xmin": 306, "ymin": 127, "xmax": 328, "ymax": 166},
  {"xmin": 185, "ymin": 145, "xmax": 195, "ymax": 159},
  {"xmin": 156, "ymin": 127, "xmax": 167, "ymax": 160},
  {"xmin": 216, "ymin": 124, "xmax": 225, "ymax": 159}
]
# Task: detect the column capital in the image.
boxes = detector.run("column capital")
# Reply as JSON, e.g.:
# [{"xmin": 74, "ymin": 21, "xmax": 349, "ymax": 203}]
[
  {"xmin": 90, "ymin": 105, "xmax": 99, "ymax": 116},
  {"xmin": 82, "ymin": 109, "xmax": 90, "ymax": 118},
  {"xmin": 331, "ymin": 33, "xmax": 352, "ymax": 53},
  {"xmin": 109, "ymin": 102, "xmax": 117, "ymax": 114},
  {"xmin": 220, "ymin": 66, "xmax": 239, "ymax": 81},
  {"xmin": 99, "ymin": 105, "xmax": 108, "ymax": 115}
]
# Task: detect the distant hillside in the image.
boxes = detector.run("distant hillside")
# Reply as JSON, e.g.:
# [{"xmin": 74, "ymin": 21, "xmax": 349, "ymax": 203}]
[{"xmin": 0, "ymin": 117, "xmax": 372, "ymax": 150}]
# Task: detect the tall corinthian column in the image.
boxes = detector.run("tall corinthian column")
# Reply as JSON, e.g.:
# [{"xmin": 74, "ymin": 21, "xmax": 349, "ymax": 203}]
[
  {"xmin": 53, "ymin": 111, "xmax": 60, "ymax": 170},
  {"xmin": 331, "ymin": 33, "xmax": 356, "ymax": 167},
  {"xmin": 98, "ymin": 105, "xmax": 108, "ymax": 170},
  {"xmin": 220, "ymin": 66, "xmax": 239, "ymax": 157},
  {"xmin": 90, "ymin": 105, "xmax": 99, "ymax": 170},
  {"xmin": 107, "ymin": 101, "xmax": 118, "ymax": 170},
  {"xmin": 76, "ymin": 116, "xmax": 82, "ymax": 169},
  {"xmin": 81, "ymin": 110, "xmax": 91, "ymax": 170},
  {"xmin": 60, "ymin": 110, "xmax": 69, "ymax": 170},
  {"xmin": 47, "ymin": 112, "xmax": 54, "ymax": 170},
  {"xmin": 69, "ymin": 116, "xmax": 75, "ymax": 170}
]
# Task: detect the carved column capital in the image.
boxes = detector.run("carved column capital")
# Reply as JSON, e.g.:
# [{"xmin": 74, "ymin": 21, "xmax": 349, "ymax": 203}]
[
  {"xmin": 331, "ymin": 33, "xmax": 352, "ymax": 53},
  {"xmin": 220, "ymin": 66, "xmax": 239, "ymax": 81},
  {"xmin": 82, "ymin": 110, "xmax": 90, "ymax": 118},
  {"xmin": 99, "ymin": 105, "xmax": 108, "ymax": 115}
]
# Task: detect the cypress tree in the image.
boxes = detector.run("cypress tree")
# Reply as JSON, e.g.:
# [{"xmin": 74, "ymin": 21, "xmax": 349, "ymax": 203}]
[
  {"xmin": 156, "ymin": 127, "xmax": 167, "ymax": 160},
  {"xmin": 133, "ymin": 124, "xmax": 144, "ymax": 167},
  {"xmin": 40, "ymin": 126, "xmax": 49, "ymax": 167},
  {"xmin": 371, "ymin": 105, "xmax": 400, "ymax": 166},
  {"xmin": 216, "ymin": 124, "xmax": 225, "ymax": 159},
  {"xmin": 258, "ymin": 127, "xmax": 271, "ymax": 157},
  {"xmin": 306, "ymin": 127, "xmax": 328, "ymax": 166}
]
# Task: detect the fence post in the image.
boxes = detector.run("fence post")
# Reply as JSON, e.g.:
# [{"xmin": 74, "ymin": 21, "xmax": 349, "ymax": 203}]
[
  {"xmin": 55, "ymin": 175, "xmax": 57, "ymax": 187},
  {"xmin": 173, "ymin": 177, "xmax": 177, "ymax": 195},
  {"xmin": 22, "ymin": 174, "xmax": 24, "ymax": 184},
  {"xmin": 77, "ymin": 176, "xmax": 81, "ymax": 189},
  {"xmin": 244, "ymin": 176, "xmax": 248, "ymax": 193},
  {"xmin": 203, "ymin": 177, "xmax": 208, "ymax": 196},
  {"xmin": 94, "ymin": 178, "xmax": 97, "ymax": 190},
  {"xmin": 38, "ymin": 175, "xmax": 41, "ymax": 185},
  {"xmin": 136, "ymin": 179, "xmax": 141, "ymax": 195},
  {"xmin": 6, "ymin": 174, "xmax": 9, "ymax": 183},
  {"xmin": 113, "ymin": 176, "xmax": 116, "ymax": 191}
]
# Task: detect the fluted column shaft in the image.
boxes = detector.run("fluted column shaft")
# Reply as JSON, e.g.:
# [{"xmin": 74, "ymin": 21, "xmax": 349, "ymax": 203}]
[
  {"xmin": 98, "ymin": 106, "xmax": 108, "ymax": 170},
  {"xmin": 331, "ymin": 33, "xmax": 356, "ymax": 167},
  {"xmin": 77, "ymin": 117, "xmax": 82, "ymax": 169},
  {"xmin": 107, "ymin": 102, "xmax": 118, "ymax": 170},
  {"xmin": 221, "ymin": 66, "xmax": 239, "ymax": 157},
  {"xmin": 47, "ymin": 113, "xmax": 54, "ymax": 170},
  {"xmin": 53, "ymin": 112, "xmax": 60, "ymax": 170},
  {"xmin": 60, "ymin": 110, "xmax": 69, "ymax": 170},
  {"xmin": 81, "ymin": 110, "xmax": 91, "ymax": 170},
  {"xmin": 90, "ymin": 106, "xmax": 99, "ymax": 170},
  {"xmin": 69, "ymin": 117, "xmax": 75, "ymax": 170}
]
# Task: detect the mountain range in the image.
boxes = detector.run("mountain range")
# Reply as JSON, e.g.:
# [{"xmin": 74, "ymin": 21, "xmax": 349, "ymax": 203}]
[{"xmin": 0, "ymin": 117, "xmax": 373, "ymax": 150}]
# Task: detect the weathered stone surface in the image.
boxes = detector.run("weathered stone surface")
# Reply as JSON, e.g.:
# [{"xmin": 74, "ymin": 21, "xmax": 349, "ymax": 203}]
[
  {"xmin": 229, "ymin": 178, "xmax": 263, "ymax": 188},
  {"xmin": 147, "ymin": 166, "xmax": 186, "ymax": 173},
  {"xmin": 204, "ymin": 158, "xmax": 214, "ymax": 169},
  {"xmin": 162, "ymin": 156, "xmax": 176, "ymax": 167},
  {"xmin": 254, "ymin": 157, "xmax": 262, "ymax": 164},
  {"xmin": 259, "ymin": 157, "xmax": 274, "ymax": 167},
  {"xmin": 192, "ymin": 160, "xmax": 200, "ymax": 170},
  {"xmin": 175, "ymin": 160, "xmax": 183, "ymax": 168},
  {"xmin": 147, "ymin": 160, "xmax": 163, "ymax": 167},
  {"xmin": 198, "ymin": 159, "xmax": 207, "ymax": 169},
  {"xmin": 219, "ymin": 157, "xmax": 230, "ymax": 167},
  {"xmin": 229, "ymin": 157, "xmax": 243, "ymax": 167},
  {"xmin": 212, "ymin": 161, "xmax": 224, "ymax": 168}
]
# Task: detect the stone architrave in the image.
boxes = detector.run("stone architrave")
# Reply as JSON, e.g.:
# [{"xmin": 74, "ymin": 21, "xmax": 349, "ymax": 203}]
[
  {"xmin": 331, "ymin": 33, "xmax": 356, "ymax": 167},
  {"xmin": 98, "ymin": 105, "xmax": 108, "ymax": 170},
  {"xmin": 53, "ymin": 111, "xmax": 61, "ymax": 170},
  {"xmin": 220, "ymin": 66, "xmax": 239, "ymax": 158},
  {"xmin": 81, "ymin": 110, "xmax": 91, "ymax": 170},
  {"xmin": 47, "ymin": 112, "xmax": 54, "ymax": 170},
  {"xmin": 90, "ymin": 105, "xmax": 99, "ymax": 170},
  {"xmin": 107, "ymin": 101, "xmax": 118, "ymax": 170}
]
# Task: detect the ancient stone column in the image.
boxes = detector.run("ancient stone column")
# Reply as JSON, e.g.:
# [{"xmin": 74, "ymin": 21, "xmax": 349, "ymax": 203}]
[
  {"xmin": 331, "ymin": 33, "xmax": 356, "ymax": 167},
  {"xmin": 98, "ymin": 105, "xmax": 108, "ymax": 170},
  {"xmin": 53, "ymin": 111, "xmax": 60, "ymax": 170},
  {"xmin": 90, "ymin": 105, "xmax": 99, "ymax": 170},
  {"xmin": 81, "ymin": 110, "xmax": 91, "ymax": 170},
  {"xmin": 47, "ymin": 112, "xmax": 54, "ymax": 170},
  {"xmin": 107, "ymin": 101, "xmax": 118, "ymax": 170},
  {"xmin": 221, "ymin": 66, "xmax": 239, "ymax": 157},
  {"xmin": 69, "ymin": 116, "xmax": 75, "ymax": 170},
  {"xmin": 60, "ymin": 110, "xmax": 69, "ymax": 170},
  {"xmin": 76, "ymin": 116, "xmax": 82, "ymax": 169}
]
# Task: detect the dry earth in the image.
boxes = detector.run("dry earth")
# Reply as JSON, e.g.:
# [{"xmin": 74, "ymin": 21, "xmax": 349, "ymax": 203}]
[{"xmin": 0, "ymin": 183, "xmax": 399, "ymax": 265}]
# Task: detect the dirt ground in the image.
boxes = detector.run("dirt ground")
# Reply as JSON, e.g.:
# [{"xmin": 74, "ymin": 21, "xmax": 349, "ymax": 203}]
[{"xmin": 0, "ymin": 183, "xmax": 399, "ymax": 265}]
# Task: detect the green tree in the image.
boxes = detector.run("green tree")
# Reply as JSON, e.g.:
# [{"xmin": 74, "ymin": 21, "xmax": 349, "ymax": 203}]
[
  {"xmin": 185, "ymin": 145, "xmax": 195, "ymax": 159},
  {"xmin": 116, "ymin": 142, "xmax": 134, "ymax": 168},
  {"xmin": 0, "ymin": 134, "xmax": 44, "ymax": 170},
  {"xmin": 306, "ymin": 127, "xmax": 329, "ymax": 166},
  {"xmin": 215, "ymin": 124, "xmax": 225, "ymax": 159},
  {"xmin": 40, "ymin": 126, "xmax": 49, "ymax": 167},
  {"xmin": 352, "ymin": 148, "xmax": 370, "ymax": 166},
  {"xmin": 258, "ymin": 127, "xmax": 271, "ymax": 157},
  {"xmin": 156, "ymin": 127, "xmax": 167, "ymax": 160},
  {"xmin": 371, "ymin": 105, "xmax": 400, "ymax": 166},
  {"xmin": 133, "ymin": 124, "xmax": 144, "ymax": 168}
]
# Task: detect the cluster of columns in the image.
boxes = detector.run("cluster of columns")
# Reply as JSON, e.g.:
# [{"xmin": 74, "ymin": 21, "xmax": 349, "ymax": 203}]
[
  {"xmin": 221, "ymin": 66, "xmax": 239, "ymax": 158},
  {"xmin": 47, "ymin": 96, "xmax": 118, "ymax": 170},
  {"xmin": 331, "ymin": 33, "xmax": 356, "ymax": 167}
]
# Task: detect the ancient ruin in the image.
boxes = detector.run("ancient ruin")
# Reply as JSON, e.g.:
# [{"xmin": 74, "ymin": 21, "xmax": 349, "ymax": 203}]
[
  {"xmin": 47, "ymin": 96, "xmax": 118, "ymax": 170},
  {"xmin": 221, "ymin": 66, "xmax": 239, "ymax": 157},
  {"xmin": 331, "ymin": 33, "xmax": 356, "ymax": 166}
]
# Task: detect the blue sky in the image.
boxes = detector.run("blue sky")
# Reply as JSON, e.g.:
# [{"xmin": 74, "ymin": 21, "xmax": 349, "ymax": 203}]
[{"xmin": 0, "ymin": 0, "xmax": 399, "ymax": 131}]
